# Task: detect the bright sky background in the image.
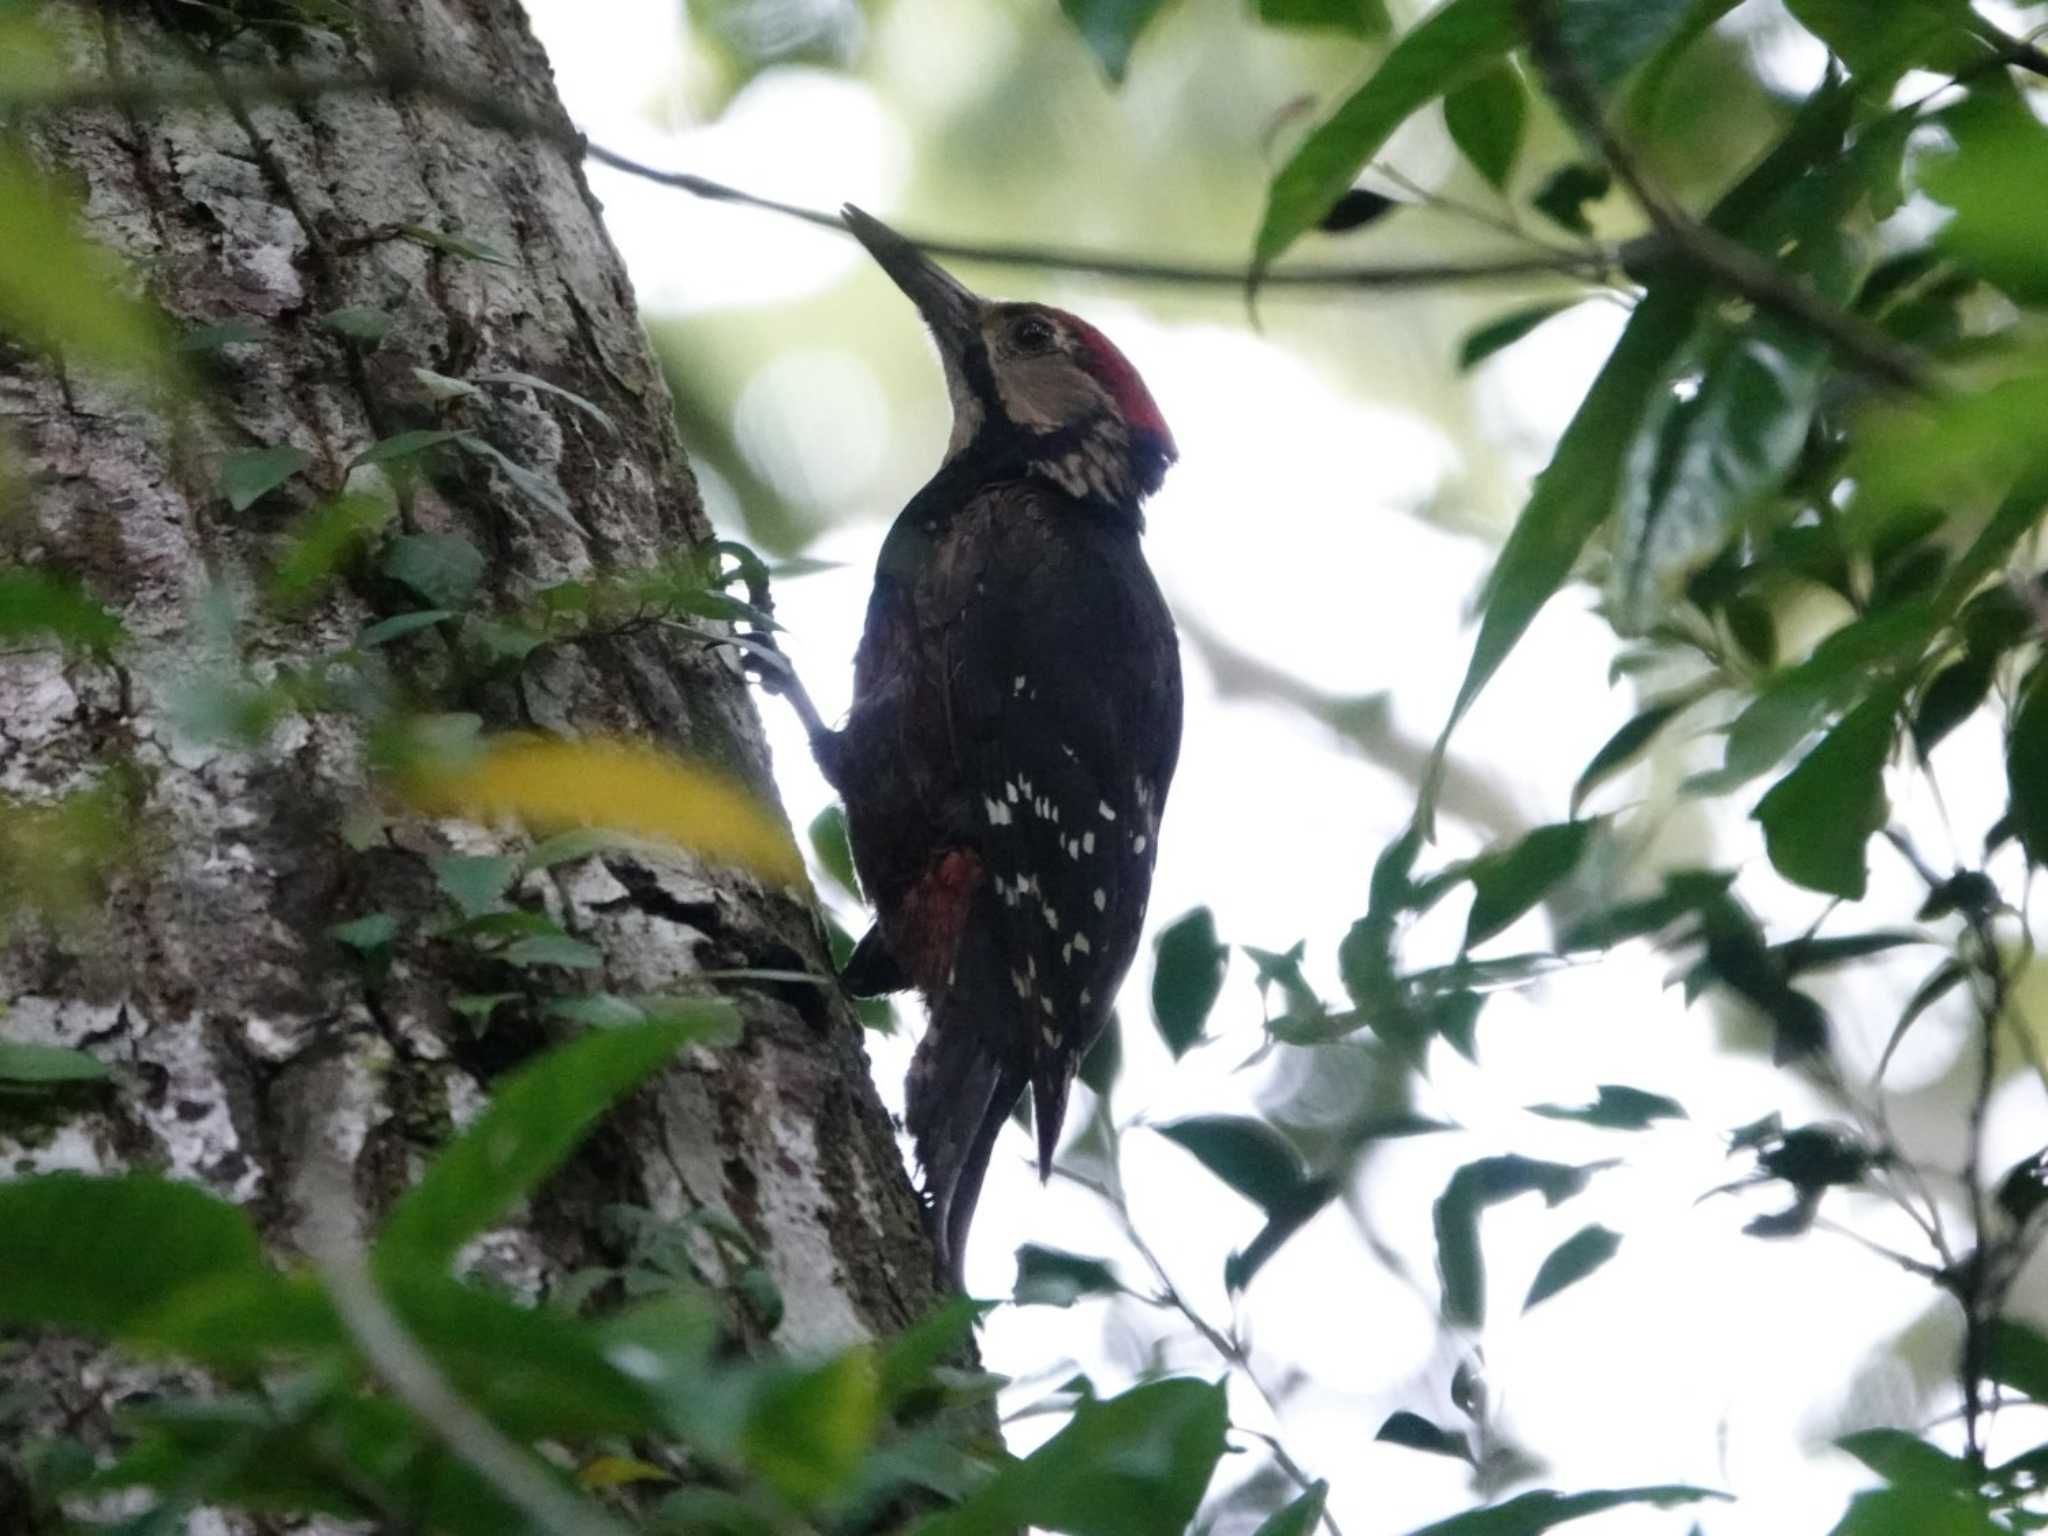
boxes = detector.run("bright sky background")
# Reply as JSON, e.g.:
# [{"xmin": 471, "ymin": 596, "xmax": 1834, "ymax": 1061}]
[{"xmin": 520, "ymin": 5, "xmax": 2048, "ymax": 1531}]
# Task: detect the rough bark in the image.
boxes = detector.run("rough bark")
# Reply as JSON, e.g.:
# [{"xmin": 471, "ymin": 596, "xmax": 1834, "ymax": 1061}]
[{"xmin": 0, "ymin": 0, "xmax": 939, "ymax": 1514}]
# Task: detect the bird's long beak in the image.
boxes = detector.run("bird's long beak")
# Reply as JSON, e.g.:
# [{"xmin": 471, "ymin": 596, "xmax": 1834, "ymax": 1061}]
[{"xmin": 842, "ymin": 205, "xmax": 982, "ymax": 359}]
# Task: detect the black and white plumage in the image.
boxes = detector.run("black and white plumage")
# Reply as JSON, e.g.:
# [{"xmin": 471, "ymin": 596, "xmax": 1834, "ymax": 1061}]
[{"xmin": 801, "ymin": 208, "xmax": 1183, "ymax": 1286}]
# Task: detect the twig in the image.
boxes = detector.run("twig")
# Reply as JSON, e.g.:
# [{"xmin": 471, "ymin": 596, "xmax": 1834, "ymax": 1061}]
[
  {"xmin": 1810, "ymin": 1217, "xmax": 1946, "ymax": 1281},
  {"xmin": 14, "ymin": 58, "xmax": 1636, "ymax": 295},
  {"xmin": 320, "ymin": 1251, "xmax": 636, "ymax": 1536},
  {"xmin": 1052, "ymin": 1161, "xmax": 1348, "ymax": 1536},
  {"xmin": 1514, "ymin": 0, "xmax": 1935, "ymax": 394},
  {"xmin": 1958, "ymin": 903, "xmax": 2009, "ymax": 1466}
]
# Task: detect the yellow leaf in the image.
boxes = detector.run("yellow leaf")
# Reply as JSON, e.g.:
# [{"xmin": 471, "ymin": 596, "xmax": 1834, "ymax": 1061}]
[
  {"xmin": 402, "ymin": 737, "xmax": 804, "ymax": 885},
  {"xmin": 577, "ymin": 1455, "xmax": 674, "ymax": 1490}
]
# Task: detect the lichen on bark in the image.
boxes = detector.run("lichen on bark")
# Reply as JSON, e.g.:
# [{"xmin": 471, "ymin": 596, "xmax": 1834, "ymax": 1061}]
[{"xmin": 0, "ymin": 0, "xmax": 941, "ymax": 1512}]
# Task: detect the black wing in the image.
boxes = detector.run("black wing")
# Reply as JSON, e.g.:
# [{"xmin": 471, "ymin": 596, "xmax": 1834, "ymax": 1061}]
[{"xmin": 945, "ymin": 482, "xmax": 1182, "ymax": 1174}]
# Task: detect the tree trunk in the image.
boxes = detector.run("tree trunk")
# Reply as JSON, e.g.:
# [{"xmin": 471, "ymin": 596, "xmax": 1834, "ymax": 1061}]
[{"xmin": 0, "ymin": 0, "xmax": 937, "ymax": 1515}]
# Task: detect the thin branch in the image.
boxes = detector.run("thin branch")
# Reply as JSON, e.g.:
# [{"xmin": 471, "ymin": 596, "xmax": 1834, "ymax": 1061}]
[
  {"xmin": 1810, "ymin": 1217, "xmax": 1946, "ymax": 1281},
  {"xmin": 1514, "ymin": 0, "xmax": 1935, "ymax": 395},
  {"xmin": 320, "ymin": 1252, "xmax": 636, "ymax": 1536},
  {"xmin": 1959, "ymin": 903, "xmax": 2009, "ymax": 1466},
  {"xmin": 12, "ymin": 58, "xmax": 1635, "ymax": 295},
  {"xmin": 1053, "ymin": 1162, "xmax": 1348, "ymax": 1536}
]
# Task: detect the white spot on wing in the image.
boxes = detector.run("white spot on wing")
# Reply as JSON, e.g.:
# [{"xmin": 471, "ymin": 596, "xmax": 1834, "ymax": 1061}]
[
  {"xmin": 1082, "ymin": 831, "xmax": 1095, "ymax": 854},
  {"xmin": 1098, "ymin": 801, "xmax": 1117, "ymax": 821},
  {"xmin": 1093, "ymin": 888, "xmax": 1107, "ymax": 911},
  {"xmin": 1073, "ymin": 933, "xmax": 1091, "ymax": 955},
  {"xmin": 1134, "ymin": 835, "xmax": 1147, "ymax": 853}
]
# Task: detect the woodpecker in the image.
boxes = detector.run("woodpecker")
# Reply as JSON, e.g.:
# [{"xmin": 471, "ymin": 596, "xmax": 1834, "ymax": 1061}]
[{"xmin": 763, "ymin": 207, "xmax": 1183, "ymax": 1287}]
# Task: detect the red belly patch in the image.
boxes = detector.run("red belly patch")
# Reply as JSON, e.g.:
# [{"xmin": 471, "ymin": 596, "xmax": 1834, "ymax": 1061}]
[{"xmin": 897, "ymin": 848, "xmax": 983, "ymax": 993}]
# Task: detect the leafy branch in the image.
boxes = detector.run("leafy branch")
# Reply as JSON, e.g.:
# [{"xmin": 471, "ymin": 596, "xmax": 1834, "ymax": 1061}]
[{"xmin": 11, "ymin": 52, "xmax": 1636, "ymax": 295}]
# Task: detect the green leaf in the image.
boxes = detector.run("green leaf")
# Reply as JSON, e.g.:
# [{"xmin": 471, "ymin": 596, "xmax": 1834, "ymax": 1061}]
[
  {"xmin": 743, "ymin": 1349, "xmax": 881, "ymax": 1505},
  {"xmin": 501, "ymin": 932, "xmax": 605, "ymax": 969},
  {"xmin": 1876, "ymin": 961, "xmax": 1966, "ymax": 1082},
  {"xmin": 351, "ymin": 429, "xmax": 465, "ymax": 469},
  {"xmin": 269, "ymin": 494, "xmax": 393, "ymax": 607},
  {"xmin": 1529, "ymin": 163, "xmax": 1611, "ymax": 235},
  {"xmin": 1753, "ymin": 685, "xmax": 1899, "ymax": 899},
  {"xmin": 1715, "ymin": 601, "xmax": 1936, "ymax": 787},
  {"xmin": 1988, "ymin": 1319, "xmax": 2048, "ymax": 1402},
  {"xmin": 356, "ymin": 609, "xmax": 454, "ymax": 647},
  {"xmin": 1607, "ymin": 226, "xmax": 1860, "ymax": 633},
  {"xmin": 1013, "ymin": 1244, "xmax": 1124, "ymax": 1307},
  {"xmin": 458, "ymin": 615, "xmax": 544, "ymax": 670},
  {"xmin": 1435, "ymin": 1156, "xmax": 1607, "ymax": 1327},
  {"xmin": 1853, "ymin": 381, "xmax": 2048, "ymax": 531},
  {"xmin": 1464, "ymin": 821, "xmax": 1594, "ymax": 949},
  {"xmin": 449, "ymin": 992, "xmax": 518, "ymax": 1028},
  {"xmin": 1154, "ymin": 1115, "xmax": 1309, "ymax": 1211},
  {"xmin": 1922, "ymin": 92, "xmax": 2048, "ymax": 303},
  {"xmin": 377, "ymin": 1017, "xmax": 709, "ymax": 1274},
  {"xmin": 1376, "ymin": 1411, "xmax": 1474, "ymax": 1462},
  {"xmin": 2008, "ymin": 663, "xmax": 2048, "ymax": 865},
  {"xmin": 1774, "ymin": 930, "xmax": 1928, "ymax": 974},
  {"xmin": 1443, "ymin": 63, "xmax": 1526, "ymax": 189},
  {"xmin": 1317, "ymin": 188, "xmax": 1399, "ymax": 232},
  {"xmin": 455, "ymin": 434, "xmax": 573, "ymax": 523},
  {"xmin": 1428, "ymin": 271, "xmax": 1702, "ymax": 802},
  {"xmin": 1403, "ymin": 1485, "xmax": 1729, "ymax": 1535},
  {"xmin": 1914, "ymin": 655, "xmax": 1994, "ymax": 755},
  {"xmin": 1559, "ymin": 868, "xmax": 1735, "ymax": 950},
  {"xmin": 1252, "ymin": 1481, "xmax": 1331, "ymax": 1536},
  {"xmin": 330, "ymin": 912, "xmax": 398, "ymax": 952},
  {"xmin": 1556, "ymin": 0, "xmax": 1706, "ymax": 95},
  {"xmin": 0, "ymin": 145, "xmax": 171, "ymax": 378},
  {"xmin": 808, "ymin": 803, "xmax": 860, "ymax": 900},
  {"xmin": 428, "ymin": 854, "xmax": 521, "ymax": 919},
  {"xmin": 1151, "ymin": 906, "xmax": 1227, "ymax": 1058},
  {"xmin": 1825, "ymin": 1488, "xmax": 2003, "ymax": 1536},
  {"xmin": 1253, "ymin": 0, "xmax": 1516, "ymax": 277},
  {"xmin": 1785, "ymin": 0, "xmax": 1987, "ymax": 92},
  {"xmin": 322, "ymin": 306, "xmax": 392, "ymax": 344},
  {"xmin": 0, "ymin": 569, "xmax": 124, "ymax": 655},
  {"xmin": 918, "ymin": 1378, "xmax": 1228, "ymax": 1536},
  {"xmin": 176, "ymin": 318, "xmax": 266, "ymax": 353},
  {"xmin": 1256, "ymin": 0, "xmax": 1387, "ymax": 35},
  {"xmin": 0, "ymin": 1174, "xmax": 273, "ymax": 1337},
  {"xmin": 1057, "ymin": 0, "xmax": 1175, "ymax": 82},
  {"xmin": 545, "ymin": 992, "xmax": 646, "ymax": 1028},
  {"xmin": 1836, "ymin": 1429, "xmax": 1976, "ymax": 1494},
  {"xmin": 380, "ymin": 532, "xmax": 485, "ymax": 609},
  {"xmin": 1571, "ymin": 690, "xmax": 1705, "ymax": 813},
  {"xmin": 1227, "ymin": 1177, "xmax": 1340, "ymax": 1291},
  {"xmin": 1458, "ymin": 302, "xmax": 1576, "ymax": 372},
  {"xmin": 1998, "ymin": 1149, "xmax": 2048, "ymax": 1225},
  {"xmin": 1528, "ymin": 1084, "xmax": 1684, "ymax": 1129},
  {"xmin": 396, "ymin": 223, "xmax": 517, "ymax": 268},
  {"xmin": 221, "ymin": 445, "xmax": 311, "ymax": 513},
  {"xmin": 0, "ymin": 1041, "xmax": 109, "ymax": 1085},
  {"xmin": 476, "ymin": 371, "xmax": 619, "ymax": 436},
  {"xmin": 1523, "ymin": 1224, "xmax": 1622, "ymax": 1310}
]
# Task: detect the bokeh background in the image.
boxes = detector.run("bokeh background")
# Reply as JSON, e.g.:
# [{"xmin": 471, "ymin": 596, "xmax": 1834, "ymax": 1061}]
[{"xmin": 517, "ymin": 3, "xmax": 2048, "ymax": 1530}]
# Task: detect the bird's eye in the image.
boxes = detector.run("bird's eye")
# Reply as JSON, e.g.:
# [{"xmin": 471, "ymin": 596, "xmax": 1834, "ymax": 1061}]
[{"xmin": 1011, "ymin": 315, "xmax": 1057, "ymax": 353}]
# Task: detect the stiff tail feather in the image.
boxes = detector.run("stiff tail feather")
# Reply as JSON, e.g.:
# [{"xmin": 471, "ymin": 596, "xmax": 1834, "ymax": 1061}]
[{"xmin": 904, "ymin": 889, "xmax": 1030, "ymax": 1290}]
